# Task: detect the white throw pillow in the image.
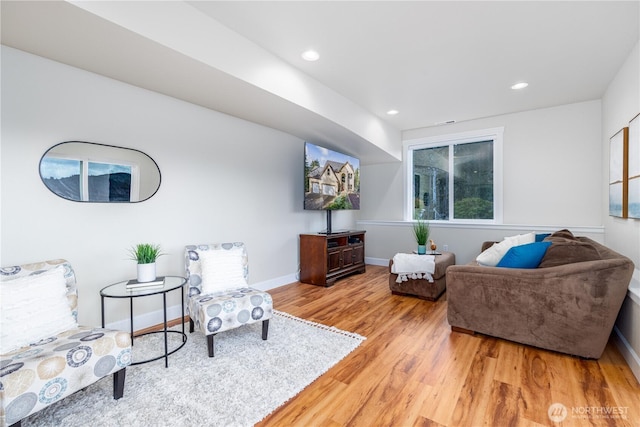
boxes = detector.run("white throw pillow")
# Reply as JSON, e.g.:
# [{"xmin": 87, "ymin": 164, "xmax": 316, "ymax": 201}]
[
  {"xmin": 199, "ymin": 248, "xmax": 248, "ymax": 294},
  {"xmin": 509, "ymin": 232, "xmax": 536, "ymax": 247},
  {"xmin": 476, "ymin": 232, "xmax": 535, "ymax": 267},
  {"xmin": 1, "ymin": 265, "xmax": 78, "ymax": 354}
]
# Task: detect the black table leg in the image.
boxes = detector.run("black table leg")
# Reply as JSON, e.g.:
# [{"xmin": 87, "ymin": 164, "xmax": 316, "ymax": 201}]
[
  {"xmin": 181, "ymin": 285, "xmax": 186, "ymax": 342},
  {"xmin": 101, "ymin": 295, "xmax": 105, "ymax": 328},
  {"xmin": 163, "ymin": 292, "xmax": 168, "ymax": 368},
  {"xmin": 130, "ymin": 297, "xmax": 134, "ymax": 346}
]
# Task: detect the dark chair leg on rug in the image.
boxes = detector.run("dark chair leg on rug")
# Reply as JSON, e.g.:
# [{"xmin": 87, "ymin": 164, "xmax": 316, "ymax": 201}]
[
  {"xmin": 208, "ymin": 334, "xmax": 215, "ymax": 357},
  {"xmin": 113, "ymin": 368, "xmax": 126, "ymax": 399},
  {"xmin": 262, "ymin": 319, "xmax": 270, "ymax": 340},
  {"xmin": 189, "ymin": 318, "xmax": 195, "ymax": 333}
]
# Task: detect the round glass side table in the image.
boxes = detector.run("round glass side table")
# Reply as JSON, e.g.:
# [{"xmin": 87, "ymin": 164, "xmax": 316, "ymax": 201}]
[{"xmin": 100, "ymin": 276, "xmax": 187, "ymax": 368}]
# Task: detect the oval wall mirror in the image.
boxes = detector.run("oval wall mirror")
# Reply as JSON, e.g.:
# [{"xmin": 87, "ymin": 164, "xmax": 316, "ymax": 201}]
[{"xmin": 39, "ymin": 141, "xmax": 161, "ymax": 203}]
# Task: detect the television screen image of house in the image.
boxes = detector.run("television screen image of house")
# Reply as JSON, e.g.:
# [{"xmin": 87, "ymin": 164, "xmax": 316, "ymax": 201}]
[{"xmin": 304, "ymin": 143, "xmax": 360, "ymax": 210}]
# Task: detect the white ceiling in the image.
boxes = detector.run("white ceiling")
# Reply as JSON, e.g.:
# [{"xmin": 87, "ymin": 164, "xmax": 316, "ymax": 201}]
[
  {"xmin": 194, "ymin": 1, "xmax": 640, "ymax": 129},
  {"xmin": 2, "ymin": 1, "xmax": 639, "ymax": 164}
]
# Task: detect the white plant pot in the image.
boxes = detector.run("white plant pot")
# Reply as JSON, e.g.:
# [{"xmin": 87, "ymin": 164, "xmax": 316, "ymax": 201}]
[{"xmin": 137, "ymin": 262, "xmax": 157, "ymax": 283}]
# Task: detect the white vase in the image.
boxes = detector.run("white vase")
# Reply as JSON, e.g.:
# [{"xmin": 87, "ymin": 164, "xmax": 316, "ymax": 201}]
[{"xmin": 137, "ymin": 262, "xmax": 156, "ymax": 282}]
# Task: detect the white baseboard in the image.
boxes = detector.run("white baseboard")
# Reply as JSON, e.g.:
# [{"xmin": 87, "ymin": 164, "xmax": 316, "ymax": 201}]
[
  {"xmin": 250, "ymin": 272, "xmax": 298, "ymax": 292},
  {"xmin": 613, "ymin": 326, "xmax": 640, "ymax": 383},
  {"xmin": 365, "ymin": 257, "xmax": 389, "ymax": 266},
  {"xmin": 104, "ymin": 273, "xmax": 298, "ymax": 332},
  {"xmin": 105, "ymin": 304, "xmax": 187, "ymax": 332}
]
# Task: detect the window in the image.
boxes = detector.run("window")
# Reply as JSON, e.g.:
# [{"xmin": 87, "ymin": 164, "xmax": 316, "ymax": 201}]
[
  {"xmin": 87, "ymin": 162, "xmax": 132, "ymax": 202},
  {"xmin": 40, "ymin": 156, "xmax": 138, "ymax": 202},
  {"xmin": 323, "ymin": 184, "xmax": 335, "ymax": 196},
  {"xmin": 40, "ymin": 158, "xmax": 83, "ymax": 201},
  {"xmin": 405, "ymin": 127, "xmax": 503, "ymax": 222}
]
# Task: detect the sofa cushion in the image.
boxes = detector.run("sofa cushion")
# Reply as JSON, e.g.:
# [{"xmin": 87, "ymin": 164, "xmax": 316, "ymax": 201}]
[
  {"xmin": 497, "ymin": 241, "xmax": 552, "ymax": 268},
  {"xmin": 539, "ymin": 237, "xmax": 601, "ymax": 268},
  {"xmin": 476, "ymin": 232, "xmax": 535, "ymax": 266},
  {"xmin": 1, "ymin": 325, "xmax": 131, "ymax": 424},
  {"xmin": 545, "ymin": 228, "xmax": 578, "ymax": 241},
  {"xmin": 1, "ymin": 265, "xmax": 78, "ymax": 354}
]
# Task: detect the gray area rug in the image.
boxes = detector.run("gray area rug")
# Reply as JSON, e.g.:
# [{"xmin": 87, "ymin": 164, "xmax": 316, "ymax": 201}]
[{"xmin": 23, "ymin": 311, "xmax": 365, "ymax": 427}]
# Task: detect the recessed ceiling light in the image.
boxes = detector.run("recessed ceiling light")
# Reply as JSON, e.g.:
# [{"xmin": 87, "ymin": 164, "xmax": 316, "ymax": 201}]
[
  {"xmin": 387, "ymin": 109, "xmax": 399, "ymax": 115},
  {"xmin": 301, "ymin": 50, "xmax": 320, "ymax": 61},
  {"xmin": 511, "ymin": 82, "xmax": 529, "ymax": 90}
]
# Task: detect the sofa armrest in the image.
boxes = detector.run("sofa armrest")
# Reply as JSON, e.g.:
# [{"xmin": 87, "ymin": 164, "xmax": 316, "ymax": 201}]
[{"xmin": 481, "ymin": 241, "xmax": 498, "ymax": 252}]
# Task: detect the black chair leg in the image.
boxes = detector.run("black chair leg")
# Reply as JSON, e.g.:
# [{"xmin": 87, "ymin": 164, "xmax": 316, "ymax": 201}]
[
  {"xmin": 189, "ymin": 318, "xmax": 195, "ymax": 333},
  {"xmin": 113, "ymin": 368, "xmax": 126, "ymax": 399},
  {"xmin": 262, "ymin": 319, "xmax": 269, "ymax": 340},
  {"xmin": 207, "ymin": 334, "xmax": 215, "ymax": 357}
]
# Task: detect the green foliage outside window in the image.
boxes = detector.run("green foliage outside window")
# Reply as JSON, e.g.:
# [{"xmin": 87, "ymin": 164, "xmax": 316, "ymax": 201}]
[{"xmin": 453, "ymin": 197, "xmax": 493, "ymax": 219}]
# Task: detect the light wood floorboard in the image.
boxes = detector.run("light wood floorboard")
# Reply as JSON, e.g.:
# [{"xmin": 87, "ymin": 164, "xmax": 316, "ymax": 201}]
[{"xmin": 256, "ymin": 265, "xmax": 640, "ymax": 427}]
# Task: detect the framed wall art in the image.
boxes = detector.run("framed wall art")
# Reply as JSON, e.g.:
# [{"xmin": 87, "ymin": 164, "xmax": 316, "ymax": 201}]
[
  {"xmin": 609, "ymin": 127, "xmax": 629, "ymax": 218},
  {"xmin": 627, "ymin": 114, "xmax": 640, "ymax": 218}
]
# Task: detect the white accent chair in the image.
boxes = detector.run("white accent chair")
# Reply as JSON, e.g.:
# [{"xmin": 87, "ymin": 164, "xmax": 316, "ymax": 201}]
[{"xmin": 184, "ymin": 243, "xmax": 273, "ymax": 357}]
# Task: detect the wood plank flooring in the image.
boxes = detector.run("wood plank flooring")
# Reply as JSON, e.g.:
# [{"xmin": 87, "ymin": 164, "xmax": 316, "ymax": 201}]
[{"xmin": 256, "ymin": 265, "xmax": 640, "ymax": 427}]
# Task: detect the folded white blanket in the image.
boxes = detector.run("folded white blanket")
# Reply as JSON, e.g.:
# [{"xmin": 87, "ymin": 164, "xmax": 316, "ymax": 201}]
[{"xmin": 391, "ymin": 253, "xmax": 435, "ymax": 283}]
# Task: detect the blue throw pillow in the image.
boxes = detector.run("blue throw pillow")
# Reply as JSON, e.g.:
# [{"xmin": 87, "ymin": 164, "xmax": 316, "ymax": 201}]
[
  {"xmin": 535, "ymin": 233, "xmax": 551, "ymax": 242},
  {"xmin": 497, "ymin": 241, "xmax": 552, "ymax": 268}
]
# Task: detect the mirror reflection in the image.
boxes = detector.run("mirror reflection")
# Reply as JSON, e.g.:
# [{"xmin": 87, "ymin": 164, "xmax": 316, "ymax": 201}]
[{"xmin": 40, "ymin": 141, "xmax": 161, "ymax": 203}]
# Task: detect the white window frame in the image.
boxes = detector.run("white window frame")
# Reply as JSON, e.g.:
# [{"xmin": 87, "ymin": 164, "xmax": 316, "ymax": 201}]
[{"xmin": 404, "ymin": 127, "xmax": 504, "ymax": 223}]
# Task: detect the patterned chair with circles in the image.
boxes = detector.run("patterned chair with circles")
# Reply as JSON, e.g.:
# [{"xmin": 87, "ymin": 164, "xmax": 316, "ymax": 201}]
[
  {"xmin": 0, "ymin": 259, "xmax": 131, "ymax": 427},
  {"xmin": 184, "ymin": 242, "xmax": 273, "ymax": 357}
]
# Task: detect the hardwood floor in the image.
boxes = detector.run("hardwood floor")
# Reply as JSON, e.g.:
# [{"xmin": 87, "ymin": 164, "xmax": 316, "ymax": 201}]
[{"xmin": 256, "ymin": 265, "xmax": 640, "ymax": 427}]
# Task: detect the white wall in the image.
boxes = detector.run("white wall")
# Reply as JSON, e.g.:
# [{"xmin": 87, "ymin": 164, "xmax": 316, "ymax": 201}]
[
  {"xmin": 360, "ymin": 100, "xmax": 604, "ymax": 264},
  {"xmin": 0, "ymin": 46, "xmax": 357, "ymax": 327},
  {"xmin": 3, "ymin": 41, "xmax": 638, "ymax": 374},
  {"xmin": 602, "ymin": 41, "xmax": 640, "ymax": 381}
]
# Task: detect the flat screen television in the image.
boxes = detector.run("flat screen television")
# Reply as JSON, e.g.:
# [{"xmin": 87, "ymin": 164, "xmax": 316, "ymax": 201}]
[{"xmin": 304, "ymin": 142, "xmax": 360, "ymax": 233}]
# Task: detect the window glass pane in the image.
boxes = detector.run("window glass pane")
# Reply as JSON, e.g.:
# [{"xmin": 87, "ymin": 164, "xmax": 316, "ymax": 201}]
[
  {"xmin": 453, "ymin": 140, "xmax": 493, "ymax": 219},
  {"xmin": 412, "ymin": 146, "xmax": 449, "ymax": 220},
  {"xmin": 40, "ymin": 158, "xmax": 82, "ymax": 201},
  {"xmin": 88, "ymin": 162, "xmax": 132, "ymax": 202}
]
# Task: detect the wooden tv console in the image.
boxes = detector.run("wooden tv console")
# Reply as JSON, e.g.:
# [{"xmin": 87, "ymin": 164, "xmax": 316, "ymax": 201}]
[{"xmin": 299, "ymin": 230, "xmax": 366, "ymax": 287}]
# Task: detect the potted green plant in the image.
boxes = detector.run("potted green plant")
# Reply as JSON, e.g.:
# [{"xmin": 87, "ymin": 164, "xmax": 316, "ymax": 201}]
[
  {"xmin": 413, "ymin": 219, "xmax": 430, "ymax": 255},
  {"xmin": 128, "ymin": 243, "xmax": 164, "ymax": 282}
]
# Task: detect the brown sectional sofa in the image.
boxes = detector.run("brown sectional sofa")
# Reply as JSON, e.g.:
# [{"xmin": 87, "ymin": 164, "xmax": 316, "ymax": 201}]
[{"xmin": 446, "ymin": 232, "xmax": 634, "ymax": 358}]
